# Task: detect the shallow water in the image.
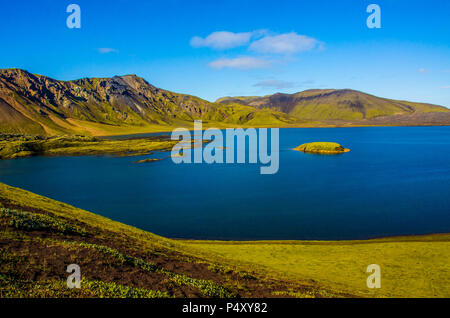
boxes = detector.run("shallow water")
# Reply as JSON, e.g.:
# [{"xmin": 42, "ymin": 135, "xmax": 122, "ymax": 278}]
[{"xmin": 1, "ymin": 126, "xmax": 449, "ymax": 240}]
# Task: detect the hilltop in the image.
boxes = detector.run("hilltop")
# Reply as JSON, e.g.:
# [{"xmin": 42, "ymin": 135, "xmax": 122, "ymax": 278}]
[
  {"xmin": 217, "ymin": 89, "xmax": 450, "ymax": 125},
  {"xmin": 0, "ymin": 69, "xmax": 449, "ymax": 136}
]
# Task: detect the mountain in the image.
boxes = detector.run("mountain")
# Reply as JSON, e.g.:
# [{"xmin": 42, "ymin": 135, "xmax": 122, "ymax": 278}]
[
  {"xmin": 0, "ymin": 69, "xmax": 449, "ymax": 136},
  {"xmin": 0, "ymin": 69, "xmax": 295, "ymax": 136},
  {"xmin": 217, "ymin": 89, "xmax": 450, "ymax": 124}
]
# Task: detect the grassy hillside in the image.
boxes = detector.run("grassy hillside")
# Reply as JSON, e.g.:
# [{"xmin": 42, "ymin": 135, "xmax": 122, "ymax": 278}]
[
  {"xmin": 218, "ymin": 89, "xmax": 450, "ymax": 122},
  {"xmin": 0, "ymin": 182, "xmax": 448, "ymax": 298}
]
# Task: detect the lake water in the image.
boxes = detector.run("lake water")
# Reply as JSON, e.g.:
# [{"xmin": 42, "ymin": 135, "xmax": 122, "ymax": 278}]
[{"xmin": 1, "ymin": 126, "xmax": 449, "ymax": 240}]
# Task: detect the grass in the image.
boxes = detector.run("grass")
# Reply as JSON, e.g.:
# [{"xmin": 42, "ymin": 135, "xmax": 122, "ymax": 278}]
[
  {"xmin": 181, "ymin": 237, "xmax": 450, "ymax": 298},
  {"xmin": 294, "ymin": 142, "xmax": 350, "ymax": 154},
  {"xmin": 0, "ymin": 181, "xmax": 449, "ymax": 298},
  {"xmin": 0, "ymin": 208, "xmax": 86, "ymax": 236},
  {"xmin": 0, "ymin": 275, "xmax": 170, "ymax": 298}
]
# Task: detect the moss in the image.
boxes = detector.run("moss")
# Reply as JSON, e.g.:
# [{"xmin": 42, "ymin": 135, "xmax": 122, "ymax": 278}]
[
  {"xmin": 0, "ymin": 275, "xmax": 170, "ymax": 298},
  {"xmin": 162, "ymin": 270, "xmax": 235, "ymax": 298},
  {"xmin": 0, "ymin": 208, "xmax": 87, "ymax": 236}
]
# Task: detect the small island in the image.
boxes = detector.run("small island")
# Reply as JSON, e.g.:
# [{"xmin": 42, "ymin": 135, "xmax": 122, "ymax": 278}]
[{"xmin": 294, "ymin": 142, "xmax": 350, "ymax": 154}]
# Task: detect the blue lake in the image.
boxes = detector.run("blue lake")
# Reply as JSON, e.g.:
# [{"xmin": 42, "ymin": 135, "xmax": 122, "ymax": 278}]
[{"xmin": 0, "ymin": 126, "xmax": 449, "ymax": 240}]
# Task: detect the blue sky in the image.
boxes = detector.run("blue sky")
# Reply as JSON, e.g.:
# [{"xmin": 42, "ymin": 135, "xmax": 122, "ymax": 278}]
[{"xmin": 0, "ymin": 0, "xmax": 449, "ymax": 106}]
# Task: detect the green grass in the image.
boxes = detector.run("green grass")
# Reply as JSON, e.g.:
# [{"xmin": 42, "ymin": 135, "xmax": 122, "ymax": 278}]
[
  {"xmin": 182, "ymin": 237, "xmax": 450, "ymax": 298},
  {"xmin": 0, "ymin": 275, "xmax": 170, "ymax": 298},
  {"xmin": 0, "ymin": 208, "xmax": 86, "ymax": 236},
  {"xmin": 294, "ymin": 142, "xmax": 350, "ymax": 153}
]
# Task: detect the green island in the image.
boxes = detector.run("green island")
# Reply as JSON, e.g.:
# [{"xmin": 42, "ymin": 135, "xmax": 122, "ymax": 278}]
[
  {"xmin": 294, "ymin": 142, "xmax": 350, "ymax": 154},
  {"xmin": 0, "ymin": 182, "xmax": 448, "ymax": 298},
  {"xmin": 133, "ymin": 158, "xmax": 163, "ymax": 163}
]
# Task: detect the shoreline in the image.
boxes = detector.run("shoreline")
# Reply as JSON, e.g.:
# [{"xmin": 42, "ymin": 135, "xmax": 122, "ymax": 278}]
[
  {"xmin": 178, "ymin": 232, "xmax": 450, "ymax": 245},
  {"xmin": 96, "ymin": 122, "xmax": 450, "ymax": 138}
]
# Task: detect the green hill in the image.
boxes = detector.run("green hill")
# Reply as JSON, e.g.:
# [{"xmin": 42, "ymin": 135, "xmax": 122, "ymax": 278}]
[{"xmin": 217, "ymin": 89, "xmax": 449, "ymax": 122}]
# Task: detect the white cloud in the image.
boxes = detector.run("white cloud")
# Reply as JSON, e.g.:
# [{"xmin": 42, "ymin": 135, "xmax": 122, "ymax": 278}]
[
  {"xmin": 253, "ymin": 79, "xmax": 315, "ymax": 90},
  {"xmin": 98, "ymin": 48, "xmax": 119, "ymax": 54},
  {"xmin": 418, "ymin": 68, "xmax": 428, "ymax": 73},
  {"xmin": 190, "ymin": 31, "xmax": 256, "ymax": 50},
  {"xmin": 249, "ymin": 32, "xmax": 320, "ymax": 54},
  {"xmin": 440, "ymin": 85, "xmax": 450, "ymax": 89},
  {"xmin": 192, "ymin": 30, "xmax": 323, "ymax": 70},
  {"xmin": 209, "ymin": 57, "xmax": 271, "ymax": 70},
  {"xmin": 253, "ymin": 80, "xmax": 295, "ymax": 89}
]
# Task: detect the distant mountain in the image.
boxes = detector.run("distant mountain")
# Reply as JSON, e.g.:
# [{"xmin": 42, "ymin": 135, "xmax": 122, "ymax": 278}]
[
  {"xmin": 217, "ymin": 89, "xmax": 449, "ymax": 122},
  {"xmin": 0, "ymin": 69, "xmax": 449, "ymax": 136}
]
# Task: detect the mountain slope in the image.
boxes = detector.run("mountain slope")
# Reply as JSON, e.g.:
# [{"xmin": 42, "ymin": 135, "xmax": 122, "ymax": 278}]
[
  {"xmin": 0, "ymin": 69, "xmax": 211, "ymax": 135},
  {"xmin": 0, "ymin": 69, "xmax": 295, "ymax": 136},
  {"xmin": 217, "ymin": 89, "xmax": 449, "ymax": 121},
  {"xmin": 0, "ymin": 97, "xmax": 46, "ymax": 135}
]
